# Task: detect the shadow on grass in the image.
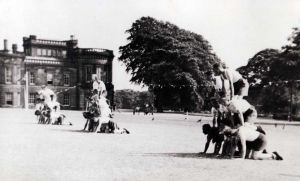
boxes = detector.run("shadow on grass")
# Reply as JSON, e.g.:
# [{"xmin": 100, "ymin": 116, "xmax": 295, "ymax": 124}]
[
  {"xmin": 141, "ymin": 152, "xmax": 228, "ymax": 159},
  {"xmin": 51, "ymin": 128, "xmax": 90, "ymax": 133},
  {"xmin": 279, "ymin": 173, "xmax": 300, "ymax": 178}
]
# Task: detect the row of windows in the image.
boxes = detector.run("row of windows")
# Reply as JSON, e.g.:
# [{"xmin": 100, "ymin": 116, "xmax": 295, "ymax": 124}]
[
  {"xmin": 3, "ymin": 92, "xmax": 21, "ymax": 106},
  {"xmin": 4, "ymin": 66, "xmax": 107, "ymax": 85},
  {"xmin": 2, "ymin": 92, "xmax": 70, "ymax": 106},
  {"xmin": 86, "ymin": 66, "xmax": 106, "ymax": 82},
  {"xmin": 28, "ymin": 93, "xmax": 70, "ymax": 105},
  {"xmin": 36, "ymin": 48, "xmax": 67, "ymax": 58},
  {"xmin": 28, "ymin": 72, "xmax": 70, "ymax": 86}
]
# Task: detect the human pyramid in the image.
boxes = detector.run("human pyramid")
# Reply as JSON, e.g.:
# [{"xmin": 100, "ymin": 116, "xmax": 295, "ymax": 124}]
[
  {"xmin": 201, "ymin": 63, "xmax": 283, "ymax": 160},
  {"xmin": 34, "ymin": 85, "xmax": 70, "ymax": 125},
  {"xmin": 82, "ymin": 76, "xmax": 130, "ymax": 134}
]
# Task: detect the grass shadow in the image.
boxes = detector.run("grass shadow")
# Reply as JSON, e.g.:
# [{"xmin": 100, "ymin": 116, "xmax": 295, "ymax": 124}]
[
  {"xmin": 51, "ymin": 128, "xmax": 90, "ymax": 133},
  {"xmin": 141, "ymin": 152, "xmax": 229, "ymax": 159},
  {"xmin": 279, "ymin": 173, "xmax": 300, "ymax": 178}
]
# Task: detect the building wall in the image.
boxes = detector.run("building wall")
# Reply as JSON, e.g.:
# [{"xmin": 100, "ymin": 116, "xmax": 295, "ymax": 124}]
[
  {"xmin": 0, "ymin": 35, "xmax": 114, "ymax": 110},
  {"xmin": 0, "ymin": 54, "xmax": 24, "ymax": 108}
]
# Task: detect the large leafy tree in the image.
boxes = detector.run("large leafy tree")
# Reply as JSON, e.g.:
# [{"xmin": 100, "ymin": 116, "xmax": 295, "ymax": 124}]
[
  {"xmin": 237, "ymin": 27, "xmax": 300, "ymax": 116},
  {"xmin": 237, "ymin": 49, "xmax": 280, "ymax": 87},
  {"xmin": 237, "ymin": 49, "xmax": 281, "ymax": 113},
  {"xmin": 119, "ymin": 17, "xmax": 220, "ymax": 112}
]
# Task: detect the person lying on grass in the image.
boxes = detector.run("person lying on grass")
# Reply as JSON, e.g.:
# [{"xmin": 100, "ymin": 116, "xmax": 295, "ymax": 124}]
[{"xmin": 219, "ymin": 123, "xmax": 283, "ymax": 160}]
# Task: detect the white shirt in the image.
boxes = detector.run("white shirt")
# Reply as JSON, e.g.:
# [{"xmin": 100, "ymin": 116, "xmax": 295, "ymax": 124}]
[
  {"xmin": 35, "ymin": 103, "xmax": 44, "ymax": 111},
  {"xmin": 93, "ymin": 80, "xmax": 106, "ymax": 94},
  {"xmin": 98, "ymin": 96, "xmax": 111, "ymax": 123},
  {"xmin": 47, "ymin": 100, "xmax": 60, "ymax": 112},
  {"xmin": 227, "ymin": 96, "xmax": 251, "ymax": 113},
  {"xmin": 225, "ymin": 69, "xmax": 243, "ymax": 84},
  {"xmin": 214, "ymin": 76, "xmax": 223, "ymax": 90},
  {"xmin": 38, "ymin": 88, "xmax": 55, "ymax": 104}
]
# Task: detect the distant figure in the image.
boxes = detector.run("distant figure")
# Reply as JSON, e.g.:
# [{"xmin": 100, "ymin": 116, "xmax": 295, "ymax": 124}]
[
  {"xmin": 92, "ymin": 75, "xmax": 107, "ymax": 97},
  {"xmin": 38, "ymin": 85, "xmax": 56, "ymax": 106},
  {"xmin": 184, "ymin": 107, "xmax": 189, "ymax": 120},
  {"xmin": 144, "ymin": 103, "xmax": 150, "ymax": 115},
  {"xmin": 47, "ymin": 94, "xmax": 67, "ymax": 125},
  {"xmin": 133, "ymin": 106, "xmax": 140, "ymax": 115},
  {"xmin": 35, "ymin": 98, "xmax": 45, "ymax": 123}
]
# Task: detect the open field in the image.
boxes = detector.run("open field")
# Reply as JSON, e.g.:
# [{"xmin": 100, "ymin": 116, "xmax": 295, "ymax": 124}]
[{"xmin": 0, "ymin": 108, "xmax": 300, "ymax": 181}]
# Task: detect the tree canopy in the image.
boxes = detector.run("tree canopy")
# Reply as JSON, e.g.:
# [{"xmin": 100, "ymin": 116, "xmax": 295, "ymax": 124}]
[
  {"xmin": 119, "ymin": 17, "xmax": 220, "ymax": 111},
  {"xmin": 237, "ymin": 27, "xmax": 300, "ymax": 115}
]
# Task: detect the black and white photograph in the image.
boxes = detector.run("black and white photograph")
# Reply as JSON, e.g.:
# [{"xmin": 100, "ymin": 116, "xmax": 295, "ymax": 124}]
[{"xmin": 0, "ymin": 0, "xmax": 300, "ymax": 180}]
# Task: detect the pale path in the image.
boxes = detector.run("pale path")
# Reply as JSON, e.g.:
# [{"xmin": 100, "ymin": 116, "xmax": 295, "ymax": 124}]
[{"xmin": 0, "ymin": 109, "xmax": 299, "ymax": 181}]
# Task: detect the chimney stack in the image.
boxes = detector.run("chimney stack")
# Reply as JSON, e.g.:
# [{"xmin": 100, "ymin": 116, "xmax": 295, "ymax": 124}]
[
  {"xmin": 12, "ymin": 44, "xmax": 17, "ymax": 54},
  {"xmin": 4, "ymin": 39, "xmax": 8, "ymax": 52}
]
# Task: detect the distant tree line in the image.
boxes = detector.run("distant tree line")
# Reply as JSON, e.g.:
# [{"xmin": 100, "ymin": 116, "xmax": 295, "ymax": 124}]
[{"xmin": 114, "ymin": 89, "xmax": 153, "ymax": 109}]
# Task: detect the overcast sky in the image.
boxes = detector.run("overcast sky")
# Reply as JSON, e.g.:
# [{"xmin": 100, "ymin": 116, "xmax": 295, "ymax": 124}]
[{"xmin": 1, "ymin": 0, "xmax": 300, "ymax": 90}]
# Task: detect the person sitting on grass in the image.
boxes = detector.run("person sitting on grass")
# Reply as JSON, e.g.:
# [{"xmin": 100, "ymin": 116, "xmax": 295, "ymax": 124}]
[
  {"xmin": 83, "ymin": 89, "xmax": 101, "ymax": 132},
  {"xmin": 201, "ymin": 124, "xmax": 224, "ymax": 155},
  {"xmin": 35, "ymin": 98, "xmax": 45, "ymax": 123},
  {"xmin": 219, "ymin": 123, "xmax": 283, "ymax": 160}
]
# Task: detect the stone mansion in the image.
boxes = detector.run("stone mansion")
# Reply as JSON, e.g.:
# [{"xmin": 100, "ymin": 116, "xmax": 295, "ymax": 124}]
[{"xmin": 0, "ymin": 35, "xmax": 114, "ymax": 110}]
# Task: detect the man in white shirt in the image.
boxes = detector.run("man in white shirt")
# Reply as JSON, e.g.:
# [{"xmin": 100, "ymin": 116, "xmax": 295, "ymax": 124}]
[
  {"xmin": 213, "ymin": 63, "xmax": 249, "ymax": 101},
  {"xmin": 38, "ymin": 85, "xmax": 56, "ymax": 106},
  {"xmin": 47, "ymin": 94, "xmax": 61, "ymax": 124},
  {"xmin": 92, "ymin": 75, "xmax": 107, "ymax": 97}
]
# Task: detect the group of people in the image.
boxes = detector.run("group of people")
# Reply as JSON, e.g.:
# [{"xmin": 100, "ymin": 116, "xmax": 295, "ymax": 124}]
[
  {"xmin": 82, "ymin": 76, "xmax": 130, "ymax": 134},
  {"xmin": 133, "ymin": 103, "xmax": 154, "ymax": 115},
  {"xmin": 201, "ymin": 63, "xmax": 283, "ymax": 160},
  {"xmin": 34, "ymin": 85, "xmax": 69, "ymax": 125}
]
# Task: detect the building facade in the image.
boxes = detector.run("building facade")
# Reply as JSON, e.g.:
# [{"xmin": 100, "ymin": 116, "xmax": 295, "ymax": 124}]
[{"xmin": 0, "ymin": 35, "xmax": 114, "ymax": 110}]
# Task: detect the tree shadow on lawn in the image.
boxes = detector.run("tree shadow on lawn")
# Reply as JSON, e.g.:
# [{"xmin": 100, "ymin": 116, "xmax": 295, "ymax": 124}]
[{"xmin": 142, "ymin": 152, "xmax": 228, "ymax": 159}]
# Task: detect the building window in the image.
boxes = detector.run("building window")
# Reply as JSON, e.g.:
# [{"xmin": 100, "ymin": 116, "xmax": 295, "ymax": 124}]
[
  {"xmin": 5, "ymin": 67, "xmax": 12, "ymax": 83},
  {"xmin": 62, "ymin": 50, "xmax": 67, "ymax": 58},
  {"xmin": 63, "ymin": 94, "xmax": 70, "ymax": 105},
  {"xmin": 29, "ymin": 93, "xmax": 36, "ymax": 104},
  {"xmin": 96, "ymin": 67, "xmax": 102, "ymax": 81},
  {"xmin": 57, "ymin": 50, "xmax": 62, "ymax": 57},
  {"xmin": 85, "ymin": 66, "xmax": 92, "ymax": 82},
  {"xmin": 47, "ymin": 49, "xmax": 52, "ymax": 56},
  {"xmin": 52, "ymin": 50, "xmax": 57, "ymax": 57},
  {"xmin": 5, "ymin": 92, "xmax": 13, "ymax": 105},
  {"xmin": 47, "ymin": 73, "xmax": 53, "ymax": 85},
  {"xmin": 42, "ymin": 49, "xmax": 47, "ymax": 56},
  {"xmin": 29, "ymin": 72, "xmax": 35, "ymax": 84},
  {"xmin": 37, "ymin": 48, "xmax": 42, "ymax": 56},
  {"xmin": 25, "ymin": 48, "xmax": 30, "ymax": 56},
  {"xmin": 63, "ymin": 74, "xmax": 70, "ymax": 86}
]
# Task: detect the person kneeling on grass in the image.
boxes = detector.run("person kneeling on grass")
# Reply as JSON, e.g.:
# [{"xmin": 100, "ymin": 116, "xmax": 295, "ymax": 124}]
[
  {"xmin": 201, "ymin": 124, "xmax": 224, "ymax": 155},
  {"xmin": 35, "ymin": 98, "xmax": 45, "ymax": 123},
  {"xmin": 219, "ymin": 124, "xmax": 283, "ymax": 160},
  {"xmin": 97, "ymin": 95, "xmax": 130, "ymax": 134}
]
